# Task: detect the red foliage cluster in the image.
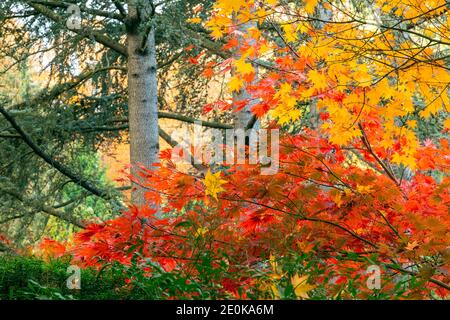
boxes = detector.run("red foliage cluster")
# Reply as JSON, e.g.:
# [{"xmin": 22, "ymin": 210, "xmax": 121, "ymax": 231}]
[{"xmin": 39, "ymin": 128, "xmax": 449, "ymax": 298}]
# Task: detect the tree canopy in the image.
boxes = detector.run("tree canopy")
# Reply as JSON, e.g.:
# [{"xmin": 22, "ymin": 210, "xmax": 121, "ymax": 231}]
[{"xmin": 0, "ymin": 0, "xmax": 448, "ymax": 300}]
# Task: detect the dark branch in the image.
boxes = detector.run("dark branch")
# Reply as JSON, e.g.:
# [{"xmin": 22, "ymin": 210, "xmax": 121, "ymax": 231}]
[
  {"xmin": 112, "ymin": 0, "xmax": 127, "ymax": 17},
  {"xmin": 0, "ymin": 187, "xmax": 86, "ymax": 228},
  {"xmin": 28, "ymin": 0, "xmax": 124, "ymax": 21},
  {"xmin": 28, "ymin": 2, "xmax": 128, "ymax": 57},
  {"xmin": 0, "ymin": 105, "xmax": 111, "ymax": 200}
]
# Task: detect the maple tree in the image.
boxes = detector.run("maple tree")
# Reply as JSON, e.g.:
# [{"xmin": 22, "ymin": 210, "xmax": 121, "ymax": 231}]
[
  {"xmin": 15, "ymin": 0, "xmax": 449, "ymax": 300},
  {"xmin": 51, "ymin": 128, "xmax": 448, "ymax": 299}
]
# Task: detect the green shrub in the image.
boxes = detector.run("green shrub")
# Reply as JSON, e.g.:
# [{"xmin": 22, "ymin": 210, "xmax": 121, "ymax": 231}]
[
  {"xmin": 0, "ymin": 255, "xmax": 228, "ymax": 300},
  {"xmin": 0, "ymin": 256, "xmax": 131, "ymax": 300}
]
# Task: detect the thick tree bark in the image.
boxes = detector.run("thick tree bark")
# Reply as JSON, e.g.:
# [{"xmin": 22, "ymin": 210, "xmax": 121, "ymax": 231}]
[{"xmin": 127, "ymin": 1, "xmax": 159, "ymax": 205}]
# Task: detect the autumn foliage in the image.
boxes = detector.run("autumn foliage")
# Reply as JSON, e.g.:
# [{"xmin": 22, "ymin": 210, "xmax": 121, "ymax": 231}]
[
  {"xmin": 33, "ymin": 0, "xmax": 449, "ymax": 299},
  {"xmin": 34, "ymin": 127, "xmax": 448, "ymax": 299}
]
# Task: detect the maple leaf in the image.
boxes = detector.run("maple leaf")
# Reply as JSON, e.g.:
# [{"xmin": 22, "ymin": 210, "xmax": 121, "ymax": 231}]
[
  {"xmin": 269, "ymin": 254, "xmax": 284, "ymax": 279},
  {"xmin": 187, "ymin": 17, "xmax": 202, "ymax": 24},
  {"xmin": 204, "ymin": 169, "xmax": 227, "ymax": 200},
  {"xmin": 214, "ymin": 0, "xmax": 245, "ymax": 13},
  {"xmin": 38, "ymin": 238, "xmax": 66, "ymax": 260},
  {"xmin": 308, "ymin": 69, "xmax": 328, "ymax": 90},
  {"xmin": 202, "ymin": 68, "xmax": 214, "ymax": 78},
  {"xmin": 211, "ymin": 27, "xmax": 224, "ymax": 40},
  {"xmin": 291, "ymin": 274, "xmax": 315, "ymax": 299},
  {"xmin": 407, "ymin": 120, "xmax": 417, "ymax": 129},
  {"xmin": 304, "ymin": 0, "xmax": 319, "ymax": 14},
  {"xmin": 234, "ymin": 58, "xmax": 254, "ymax": 76},
  {"xmin": 356, "ymin": 184, "xmax": 374, "ymax": 195},
  {"xmin": 405, "ymin": 241, "xmax": 419, "ymax": 251},
  {"xmin": 443, "ymin": 118, "xmax": 450, "ymax": 130},
  {"xmin": 223, "ymin": 38, "xmax": 239, "ymax": 50},
  {"xmin": 195, "ymin": 227, "xmax": 208, "ymax": 238},
  {"xmin": 229, "ymin": 76, "xmax": 244, "ymax": 93},
  {"xmin": 251, "ymin": 102, "xmax": 271, "ymax": 117},
  {"xmin": 282, "ymin": 24, "xmax": 298, "ymax": 42}
]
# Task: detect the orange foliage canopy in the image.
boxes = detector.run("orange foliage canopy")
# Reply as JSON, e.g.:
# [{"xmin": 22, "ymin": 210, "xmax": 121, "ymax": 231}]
[
  {"xmin": 36, "ymin": 0, "xmax": 450, "ymax": 299},
  {"xmin": 41, "ymin": 130, "xmax": 449, "ymax": 298}
]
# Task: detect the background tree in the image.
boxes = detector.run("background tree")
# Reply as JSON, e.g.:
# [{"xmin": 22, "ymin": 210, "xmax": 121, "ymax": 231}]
[{"xmin": 0, "ymin": 0, "xmax": 234, "ymax": 246}]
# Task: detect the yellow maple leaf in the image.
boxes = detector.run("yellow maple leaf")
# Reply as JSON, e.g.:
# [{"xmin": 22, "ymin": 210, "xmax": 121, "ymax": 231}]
[
  {"xmin": 333, "ymin": 192, "xmax": 344, "ymax": 207},
  {"xmin": 443, "ymin": 117, "xmax": 450, "ymax": 130},
  {"xmin": 271, "ymin": 284, "xmax": 281, "ymax": 299},
  {"xmin": 195, "ymin": 227, "xmax": 208, "ymax": 238},
  {"xmin": 234, "ymin": 58, "xmax": 254, "ymax": 76},
  {"xmin": 321, "ymin": 101, "xmax": 362, "ymax": 145},
  {"xmin": 204, "ymin": 169, "xmax": 227, "ymax": 200},
  {"xmin": 296, "ymin": 22, "xmax": 309, "ymax": 34},
  {"xmin": 356, "ymin": 184, "xmax": 374, "ymax": 195},
  {"xmin": 406, "ymin": 120, "xmax": 417, "ymax": 129},
  {"xmin": 210, "ymin": 26, "xmax": 224, "ymax": 40},
  {"xmin": 214, "ymin": 0, "xmax": 246, "ymax": 14},
  {"xmin": 268, "ymin": 254, "xmax": 284, "ymax": 298},
  {"xmin": 304, "ymin": 0, "xmax": 319, "ymax": 14},
  {"xmin": 229, "ymin": 75, "xmax": 244, "ymax": 93},
  {"xmin": 269, "ymin": 254, "xmax": 283, "ymax": 278},
  {"xmin": 291, "ymin": 274, "xmax": 315, "ymax": 299},
  {"xmin": 308, "ymin": 69, "xmax": 328, "ymax": 89},
  {"xmin": 282, "ymin": 24, "xmax": 297, "ymax": 42},
  {"xmin": 391, "ymin": 152, "xmax": 417, "ymax": 170},
  {"xmin": 187, "ymin": 17, "xmax": 202, "ymax": 24}
]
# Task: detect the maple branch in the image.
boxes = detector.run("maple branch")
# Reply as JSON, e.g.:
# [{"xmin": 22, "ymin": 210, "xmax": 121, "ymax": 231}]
[
  {"xmin": 220, "ymin": 193, "xmax": 379, "ymax": 248},
  {"xmin": 140, "ymin": 217, "xmax": 233, "ymax": 247},
  {"xmin": 303, "ymin": 216, "xmax": 378, "ymax": 248},
  {"xmin": 218, "ymin": 193, "xmax": 449, "ymax": 291},
  {"xmin": 358, "ymin": 123, "xmax": 400, "ymax": 187},
  {"xmin": 306, "ymin": 212, "xmax": 449, "ymax": 291},
  {"xmin": 292, "ymin": 146, "xmax": 352, "ymax": 189},
  {"xmin": 386, "ymin": 263, "xmax": 450, "ymax": 291},
  {"xmin": 269, "ymin": 20, "xmax": 301, "ymax": 60},
  {"xmin": 345, "ymin": 149, "xmax": 384, "ymax": 175},
  {"xmin": 184, "ymin": 26, "xmax": 228, "ymax": 59},
  {"xmin": 183, "ymin": 25, "xmax": 278, "ymax": 72},
  {"xmin": 375, "ymin": 209, "xmax": 401, "ymax": 239}
]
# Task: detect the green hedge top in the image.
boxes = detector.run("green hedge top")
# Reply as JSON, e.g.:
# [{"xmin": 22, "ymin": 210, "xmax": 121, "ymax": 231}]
[{"xmin": 0, "ymin": 256, "xmax": 129, "ymax": 300}]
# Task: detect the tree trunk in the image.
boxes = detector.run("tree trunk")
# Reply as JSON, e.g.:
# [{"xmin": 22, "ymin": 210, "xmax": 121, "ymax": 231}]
[{"xmin": 127, "ymin": 0, "xmax": 159, "ymax": 205}]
